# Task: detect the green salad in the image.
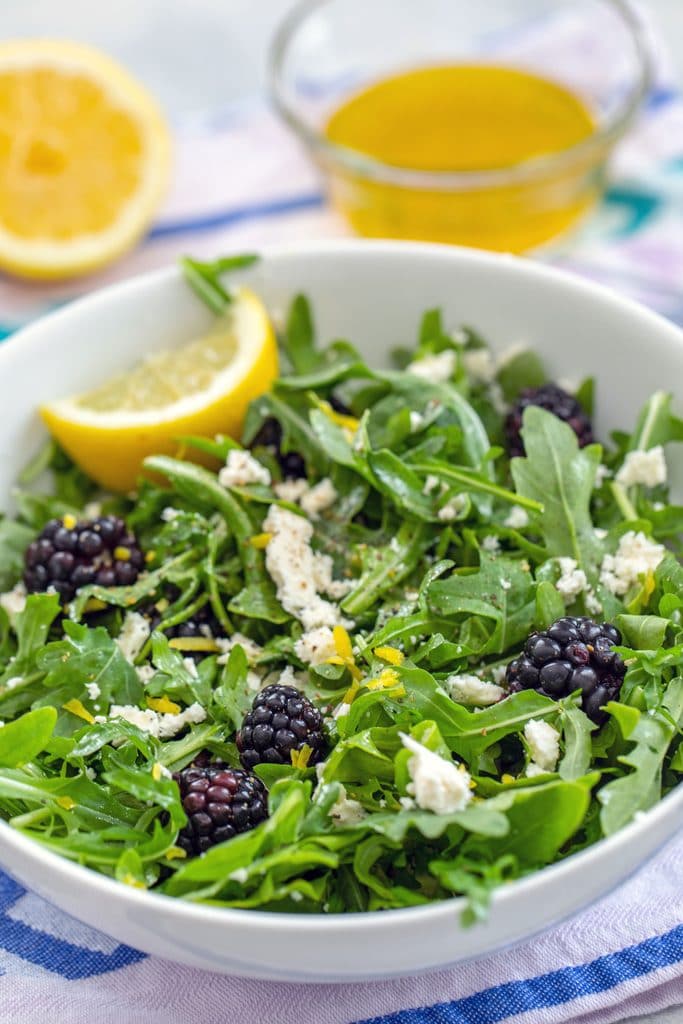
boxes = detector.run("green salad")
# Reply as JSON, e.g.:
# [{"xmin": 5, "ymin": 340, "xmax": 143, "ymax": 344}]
[{"xmin": 0, "ymin": 254, "xmax": 682, "ymax": 921}]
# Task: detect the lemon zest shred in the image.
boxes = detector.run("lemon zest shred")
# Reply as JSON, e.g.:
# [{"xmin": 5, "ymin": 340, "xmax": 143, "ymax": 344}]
[
  {"xmin": 114, "ymin": 546, "xmax": 131, "ymax": 561},
  {"xmin": 333, "ymin": 625, "xmax": 354, "ymax": 662},
  {"xmin": 373, "ymin": 645, "xmax": 404, "ymax": 666},
  {"xmin": 165, "ymin": 846, "xmax": 187, "ymax": 861},
  {"xmin": 342, "ymin": 680, "xmax": 360, "ymax": 705},
  {"xmin": 320, "ymin": 400, "xmax": 360, "ymax": 432},
  {"xmin": 62, "ymin": 513, "xmax": 77, "ymax": 530},
  {"xmin": 168, "ymin": 637, "xmax": 220, "ymax": 653},
  {"xmin": 501, "ymin": 773, "xmax": 515, "ymax": 785},
  {"xmin": 154, "ymin": 597, "xmax": 169, "ymax": 611},
  {"xmin": 56, "ymin": 795, "xmax": 75, "ymax": 810},
  {"xmin": 325, "ymin": 655, "xmax": 345, "ymax": 666},
  {"xmin": 290, "ymin": 744, "xmax": 313, "ymax": 769},
  {"xmin": 62, "ymin": 698, "xmax": 95, "ymax": 724},
  {"xmin": 145, "ymin": 551, "xmax": 156, "ymax": 564},
  {"xmin": 83, "ymin": 597, "xmax": 107, "ymax": 613},
  {"xmin": 152, "ymin": 762, "xmax": 163, "ymax": 781},
  {"xmin": 121, "ymin": 873, "xmax": 146, "ymax": 889},
  {"xmin": 147, "ymin": 696, "xmax": 181, "ymax": 715},
  {"xmin": 641, "ymin": 571, "xmax": 656, "ymax": 604},
  {"xmin": 248, "ymin": 532, "xmax": 272, "ymax": 549}
]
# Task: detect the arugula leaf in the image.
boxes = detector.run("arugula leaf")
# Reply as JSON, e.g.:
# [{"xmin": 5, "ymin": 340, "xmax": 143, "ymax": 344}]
[
  {"xmin": 512, "ymin": 407, "xmax": 602, "ymax": 574},
  {"xmin": 427, "ymin": 552, "xmax": 536, "ymax": 655},
  {"xmin": 599, "ymin": 677, "xmax": 683, "ymax": 835},
  {"xmin": 0, "ymin": 707, "xmax": 56, "ymax": 767}
]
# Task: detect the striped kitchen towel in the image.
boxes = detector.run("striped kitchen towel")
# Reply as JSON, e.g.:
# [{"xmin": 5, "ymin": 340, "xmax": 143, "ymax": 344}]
[
  {"xmin": 0, "ymin": 5, "xmax": 683, "ymax": 1023},
  {"xmin": 0, "ymin": 834, "xmax": 681, "ymax": 1023}
]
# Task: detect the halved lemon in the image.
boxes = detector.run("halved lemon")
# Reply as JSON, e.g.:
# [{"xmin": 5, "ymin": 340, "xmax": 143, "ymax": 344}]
[
  {"xmin": 0, "ymin": 39, "xmax": 170, "ymax": 279},
  {"xmin": 40, "ymin": 287, "xmax": 278, "ymax": 492}
]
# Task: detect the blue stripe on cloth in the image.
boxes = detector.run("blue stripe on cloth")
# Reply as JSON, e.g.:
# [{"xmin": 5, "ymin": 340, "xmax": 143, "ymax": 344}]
[
  {"xmin": 149, "ymin": 191, "xmax": 325, "ymax": 239},
  {"xmin": 357, "ymin": 925, "xmax": 683, "ymax": 1024},
  {"xmin": 0, "ymin": 871, "xmax": 145, "ymax": 980}
]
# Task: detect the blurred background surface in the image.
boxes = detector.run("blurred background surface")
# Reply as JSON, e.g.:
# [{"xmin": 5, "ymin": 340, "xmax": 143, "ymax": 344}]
[{"xmin": 0, "ymin": 0, "xmax": 679, "ymax": 116}]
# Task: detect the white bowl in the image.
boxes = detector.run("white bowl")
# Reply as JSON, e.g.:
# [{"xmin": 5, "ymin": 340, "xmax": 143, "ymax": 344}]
[{"xmin": 0, "ymin": 240, "xmax": 682, "ymax": 982}]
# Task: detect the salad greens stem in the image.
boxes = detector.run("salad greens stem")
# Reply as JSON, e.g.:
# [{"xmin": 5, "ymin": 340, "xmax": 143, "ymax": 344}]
[{"xmin": 411, "ymin": 461, "xmax": 543, "ymax": 512}]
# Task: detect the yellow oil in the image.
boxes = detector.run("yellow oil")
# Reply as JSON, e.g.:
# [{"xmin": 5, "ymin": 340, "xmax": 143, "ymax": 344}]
[{"xmin": 324, "ymin": 65, "xmax": 600, "ymax": 252}]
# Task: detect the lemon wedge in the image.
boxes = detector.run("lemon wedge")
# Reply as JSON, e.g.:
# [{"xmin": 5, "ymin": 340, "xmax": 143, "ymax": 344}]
[
  {"xmin": 0, "ymin": 39, "xmax": 170, "ymax": 279},
  {"xmin": 40, "ymin": 287, "xmax": 278, "ymax": 492}
]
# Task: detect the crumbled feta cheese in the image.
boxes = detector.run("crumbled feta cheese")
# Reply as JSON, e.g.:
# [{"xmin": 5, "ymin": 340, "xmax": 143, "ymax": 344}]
[
  {"xmin": 555, "ymin": 557, "xmax": 588, "ymax": 603},
  {"xmin": 300, "ymin": 478, "xmax": 337, "ymax": 519},
  {"xmin": 329, "ymin": 785, "xmax": 367, "ymax": 825},
  {"xmin": 482, "ymin": 535, "xmax": 500, "ymax": 553},
  {"xmin": 219, "ymin": 449, "xmax": 271, "ymax": 488},
  {"xmin": 161, "ymin": 506, "xmax": 182, "ymax": 522},
  {"xmin": 438, "ymin": 494, "xmax": 467, "ymax": 522},
  {"xmin": 399, "ymin": 796, "xmax": 416, "ymax": 811},
  {"xmin": 229, "ymin": 868, "xmax": 249, "ymax": 884},
  {"xmin": 263, "ymin": 505, "xmax": 350, "ymax": 630},
  {"xmin": 116, "ymin": 612, "xmax": 150, "ymax": 663},
  {"xmin": 294, "ymin": 626, "xmax": 336, "ymax": 666},
  {"xmin": 409, "ymin": 411, "xmax": 425, "ymax": 432},
  {"xmin": 182, "ymin": 657, "xmax": 199, "ymax": 679},
  {"xmin": 290, "ymin": 890, "xmax": 304, "ymax": 903},
  {"xmin": 84, "ymin": 767, "xmax": 96, "ymax": 781},
  {"xmin": 273, "ymin": 478, "xmax": 310, "ymax": 504},
  {"xmin": 585, "ymin": 588, "xmax": 602, "ymax": 615},
  {"xmin": 155, "ymin": 762, "xmax": 172, "ymax": 779},
  {"xmin": 136, "ymin": 664, "xmax": 156, "ymax": 684},
  {"xmin": 500, "ymin": 578, "xmax": 512, "ymax": 591},
  {"xmin": 491, "ymin": 664, "xmax": 507, "ymax": 686},
  {"xmin": 504, "ymin": 506, "xmax": 529, "ymax": 530},
  {"xmin": 616, "ymin": 446, "xmax": 667, "ymax": 489},
  {"xmin": 600, "ymin": 531, "xmax": 666, "ymax": 596},
  {"xmin": 594, "ymin": 464, "xmax": 612, "ymax": 488},
  {"xmin": 276, "ymin": 664, "xmax": 307, "ymax": 689},
  {"xmin": 332, "ymin": 701, "xmax": 351, "ymax": 720},
  {"xmin": 423, "ymin": 474, "xmax": 441, "ymax": 496},
  {"xmin": 400, "ymin": 734, "xmax": 473, "ymax": 814},
  {"xmin": 445, "ymin": 673, "xmax": 505, "ymax": 706},
  {"xmin": 215, "ymin": 632, "xmax": 263, "ymax": 665},
  {"xmin": 108, "ymin": 701, "xmax": 206, "ymax": 740},
  {"xmin": 594, "ymin": 528, "xmax": 608, "ymax": 540},
  {"xmin": 0, "ymin": 583, "xmax": 27, "ymax": 622},
  {"xmin": 85, "ymin": 682, "xmax": 101, "ymax": 701},
  {"xmin": 524, "ymin": 720, "xmax": 560, "ymax": 774},
  {"xmin": 83, "ymin": 501, "xmax": 103, "ymax": 520},
  {"xmin": 247, "ymin": 670, "xmax": 262, "ymax": 691},
  {"xmin": 489, "ymin": 382, "xmax": 508, "ymax": 416},
  {"xmin": 407, "ymin": 350, "xmax": 457, "ymax": 382},
  {"xmin": 463, "ymin": 348, "xmax": 496, "ymax": 384},
  {"xmin": 5, "ymin": 677, "xmax": 23, "ymax": 690}
]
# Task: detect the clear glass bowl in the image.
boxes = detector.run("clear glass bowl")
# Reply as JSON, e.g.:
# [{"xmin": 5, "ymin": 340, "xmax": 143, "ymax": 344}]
[{"xmin": 270, "ymin": 0, "xmax": 651, "ymax": 252}]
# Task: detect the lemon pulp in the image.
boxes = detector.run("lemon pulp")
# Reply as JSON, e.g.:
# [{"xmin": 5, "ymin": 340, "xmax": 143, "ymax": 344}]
[
  {"xmin": 0, "ymin": 40, "xmax": 170, "ymax": 278},
  {"xmin": 40, "ymin": 287, "xmax": 278, "ymax": 493}
]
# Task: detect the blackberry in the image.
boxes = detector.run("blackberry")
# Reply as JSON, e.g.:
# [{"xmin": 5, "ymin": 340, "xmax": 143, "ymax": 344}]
[
  {"xmin": 174, "ymin": 761, "xmax": 268, "ymax": 856},
  {"xmin": 505, "ymin": 384, "xmax": 594, "ymax": 457},
  {"xmin": 250, "ymin": 418, "xmax": 306, "ymax": 479},
  {"xmin": 249, "ymin": 395, "xmax": 351, "ymax": 479},
  {"xmin": 506, "ymin": 616, "xmax": 625, "ymax": 723},
  {"xmin": 236, "ymin": 683, "xmax": 327, "ymax": 769},
  {"xmin": 23, "ymin": 515, "xmax": 144, "ymax": 603}
]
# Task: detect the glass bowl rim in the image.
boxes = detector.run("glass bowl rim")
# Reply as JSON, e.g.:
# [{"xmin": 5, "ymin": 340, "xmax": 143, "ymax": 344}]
[{"xmin": 268, "ymin": 0, "xmax": 653, "ymax": 190}]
